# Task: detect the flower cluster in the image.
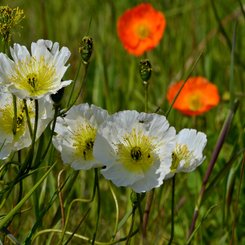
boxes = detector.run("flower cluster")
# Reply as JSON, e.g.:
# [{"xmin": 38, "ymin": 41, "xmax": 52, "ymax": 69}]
[
  {"xmin": 53, "ymin": 104, "xmax": 207, "ymax": 193},
  {"xmin": 0, "ymin": 39, "xmax": 72, "ymax": 159},
  {"xmin": 0, "ymin": 39, "xmax": 208, "ymax": 194}
]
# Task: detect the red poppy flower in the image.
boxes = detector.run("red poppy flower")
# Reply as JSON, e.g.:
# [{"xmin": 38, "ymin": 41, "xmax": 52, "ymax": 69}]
[
  {"xmin": 166, "ymin": 76, "xmax": 220, "ymax": 116},
  {"xmin": 117, "ymin": 3, "xmax": 166, "ymax": 56}
]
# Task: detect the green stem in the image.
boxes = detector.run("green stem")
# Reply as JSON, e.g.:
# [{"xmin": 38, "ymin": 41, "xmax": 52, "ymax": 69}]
[
  {"xmin": 12, "ymin": 94, "xmax": 17, "ymax": 135},
  {"xmin": 23, "ymin": 99, "xmax": 33, "ymax": 138},
  {"xmin": 20, "ymin": 99, "xmax": 39, "ymax": 172},
  {"xmin": 142, "ymin": 190, "xmax": 154, "ymax": 238},
  {"xmin": 168, "ymin": 175, "xmax": 176, "ymax": 245},
  {"xmin": 165, "ymin": 51, "xmax": 203, "ymax": 118},
  {"xmin": 66, "ymin": 59, "xmax": 83, "ymax": 107},
  {"xmin": 0, "ymin": 163, "xmax": 56, "ymax": 229},
  {"xmin": 109, "ymin": 182, "xmax": 119, "ymax": 241},
  {"xmin": 144, "ymin": 82, "xmax": 149, "ymax": 113},
  {"xmin": 59, "ymin": 169, "xmax": 98, "ymax": 244},
  {"xmin": 126, "ymin": 203, "xmax": 137, "ymax": 245},
  {"xmin": 230, "ymin": 153, "xmax": 245, "ymax": 244},
  {"xmin": 34, "ymin": 227, "xmax": 139, "ymax": 245},
  {"xmin": 92, "ymin": 169, "xmax": 101, "ymax": 244},
  {"xmin": 229, "ymin": 21, "xmax": 237, "ymax": 107},
  {"xmin": 40, "ymin": 105, "xmax": 59, "ymax": 162},
  {"xmin": 32, "ymin": 100, "xmax": 39, "ymax": 146},
  {"xmin": 62, "ymin": 62, "xmax": 89, "ymax": 117}
]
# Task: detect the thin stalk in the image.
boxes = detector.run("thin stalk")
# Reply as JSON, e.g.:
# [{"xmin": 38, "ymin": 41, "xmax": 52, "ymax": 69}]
[
  {"xmin": 59, "ymin": 169, "xmax": 98, "ymax": 244},
  {"xmin": 58, "ymin": 169, "xmax": 66, "ymax": 228},
  {"xmin": 23, "ymin": 99, "xmax": 33, "ymax": 138},
  {"xmin": 109, "ymin": 182, "xmax": 119, "ymax": 241},
  {"xmin": 40, "ymin": 105, "xmax": 59, "ymax": 161},
  {"xmin": 229, "ymin": 21, "xmax": 237, "ymax": 106},
  {"xmin": 92, "ymin": 169, "xmax": 101, "ymax": 245},
  {"xmin": 34, "ymin": 227, "xmax": 139, "ymax": 245},
  {"xmin": 144, "ymin": 82, "xmax": 149, "ymax": 113},
  {"xmin": 126, "ymin": 203, "xmax": 137, "ymax": 245},
  {"xmin": 187, "ymin": 99, "xmax": 239, "ymax": 241},
  {"xmin": 12, "ymin": 94, "xmax": 17, "ymax": 135},
  {"xmin": 32, "ymin": 100, "xmax": 39, "ymax": 146},
  {"xmin": 102, "ymin": 52, "xmax": 112, "ymax": 112},
  {"xmin": 66, "ymin": 59, "xmax": 82, "ymax": 107},
  {"xmin": 63, "ymin": 207, "xmax": 91, "ymax": 245},
  {"xmin": 167, "ymin": 175, "xmax": 176, "ymax": 245},
  {"xmin": 0, "ymin": 163, "xmax": 56, "ymax": 229},
  {"xmin": 165, "ymin": 51, "xmax": 203, "ymax": 118},
  {"xmin": 64, "ymin": 62, "xmax": 89, "ymax": 113},
  {"xmin": 20, "ymin": 99, "xmax": 39, "ymax": 172},
  {"xmin": 142, "ymin": 189, "xmax": 154, "ymax": 238},
  {"xmin": 230, "ymin": 153, "xmax": 245, "ymax": 244},
  {"xmin": 238, "ymin": 0, "xmax": 245, "ymax": 18}
]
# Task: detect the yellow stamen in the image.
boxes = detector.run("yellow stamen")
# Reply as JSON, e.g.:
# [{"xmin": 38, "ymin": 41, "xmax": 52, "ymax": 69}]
[
  {"xmin": 10, "ymin": 56, "xmax": 56, "ymax": 97},
  {"xmin": 171, "ymin": 144, "xmax": 192, "ymax": 172},
  {"xmin": 188, "ymin": 94, "xmax": 202, "ymax": 111},
  {"xmin": 72, "ymin": 123, "xmax": 96, "ymax": 161},
  {"xmin": 0, "ymin": 100, "xmax": 26, "ymax": 139},
  {"xmin": 136, "ymin": 24, "xmax": 150, "ymax": 39},
  {"xmin": 117, "ymin": 128, "xmax": 155, "ymax": 173}
]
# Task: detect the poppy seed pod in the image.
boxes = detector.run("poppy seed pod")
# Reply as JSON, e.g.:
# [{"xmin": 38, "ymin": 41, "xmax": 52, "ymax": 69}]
[
  {"xmin": 139, "ymin": 59, "xmax": 152, "ymax": 82},
  {"xmin": 79, "ymin": 36, "xmax": 93, "ymax": 64}
]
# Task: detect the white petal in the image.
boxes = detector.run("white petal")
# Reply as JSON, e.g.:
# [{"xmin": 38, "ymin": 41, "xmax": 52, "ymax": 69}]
[{"xmin": 101, "ymin": 164, "xmax": 144, "ymax": 187}]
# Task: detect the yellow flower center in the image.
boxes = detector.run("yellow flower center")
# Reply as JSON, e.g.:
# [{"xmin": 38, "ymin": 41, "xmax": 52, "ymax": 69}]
[
  {"xmin": 188, "ymin": 94, "xmax": 202, "ymax": 111},
  {"xmin": 136, "ymin": 24, "xmax": 150, "ymax": 39},
  {"xmin": 10, "ymin": 56, "xmax": 56, "ymax": 97},
  {"xmin": 0, "ymin": 100, "xmax": 26, "ymax": 140},
  {"xmin": 117, "ymin": 128, "xmax": 155, "ymax": 173},
  {"xmin": 171, "ymin": 144, "xmax": 192, "ymax": 172},
  {"xmin": 72, "ymin": 123, "xmax": 96, "ymax": 161}
]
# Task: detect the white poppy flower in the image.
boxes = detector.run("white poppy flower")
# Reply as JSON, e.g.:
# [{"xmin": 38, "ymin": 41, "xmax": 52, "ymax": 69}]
[
  {"xmin": 166, "ymin": 128, "xmax": 207, "ymax": 179},
  {"xmin": 0, "ymin": 88, "xmax": 54, "ymax": 159},
  {"xmin": 52, "ymin": 103, "xmax": 109, "ymax": 170},
  {"xmin": 0, "ymin": 39, "xmax": 72, "ymax": 99},
  {"xmin": 93, "ymin": 110, "xmax": 176, "ymax": 193}
]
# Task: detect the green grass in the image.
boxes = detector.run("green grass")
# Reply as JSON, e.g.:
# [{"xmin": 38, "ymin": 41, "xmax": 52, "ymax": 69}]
[{"xmin": 0, "ymin": 0, "xmax": 244, "ymax": 244}]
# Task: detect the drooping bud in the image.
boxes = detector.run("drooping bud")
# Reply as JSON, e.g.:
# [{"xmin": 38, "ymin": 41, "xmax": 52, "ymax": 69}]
[
  {"xmin": 50, "ymin": 87, "xmax": 65, "ymax": 105},
  {"xmin": 139, "ymin": 59, "xmax": 152, "ymax": 83},
  {"xmin": 0, "ymin": 6, "xmax": 25, "ymax": 43},
  {"xmin": 79, "ymin": 36, "xmax": 93, "ymax": 64}
]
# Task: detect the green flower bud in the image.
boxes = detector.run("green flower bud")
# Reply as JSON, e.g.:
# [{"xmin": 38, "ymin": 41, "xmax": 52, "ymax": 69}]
[
  {"xmin": 139, "ymin": 59, "xmax": 152, "ymax": 82},
  {"xmin": 79, "ymin": 36, "xmax": 93, "ymax": 64}
]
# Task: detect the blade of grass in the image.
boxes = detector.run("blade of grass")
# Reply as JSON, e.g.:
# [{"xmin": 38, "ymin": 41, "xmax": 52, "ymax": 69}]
[
  {"xmin": 0, "ymin": 162, "xmax": 56, "ymax": 230},
  {"xmin": 187, "ymin": 99, "xmax": 239, "ymax": 240}
]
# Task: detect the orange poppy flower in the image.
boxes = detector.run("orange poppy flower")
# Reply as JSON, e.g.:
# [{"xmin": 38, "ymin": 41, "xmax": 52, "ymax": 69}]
[
  {"xmin": 117, "ymin": 3, "xmax": 166, "ymax": 56},
  {"xmin": 166, "ymin": 76, "xmax": 220, "ymax": 116}
]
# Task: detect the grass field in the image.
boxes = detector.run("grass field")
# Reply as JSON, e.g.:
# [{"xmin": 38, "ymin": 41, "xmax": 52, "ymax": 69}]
[{"xmin": 0, "ymin": 0, "xmax": 244, "ymax": 244}]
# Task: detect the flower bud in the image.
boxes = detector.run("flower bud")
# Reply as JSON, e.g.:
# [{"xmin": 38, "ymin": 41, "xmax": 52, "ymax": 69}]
[
  {"xmin": 139, "ymin": 59, "xmax": 152, "ymax": 82},
  {"xmin": 79, "ymin": 36, "xmax": 93, "ymax": 64},
  {"xmin": 51, "ymin": 87, "xmax": 65, "ymax": 105}
]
